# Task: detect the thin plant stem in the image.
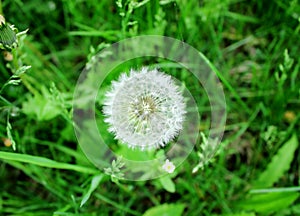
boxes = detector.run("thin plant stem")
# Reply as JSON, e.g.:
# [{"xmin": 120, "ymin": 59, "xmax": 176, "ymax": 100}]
[
  {"xmin": 0, "ymin": 95, "xmax": 13, "ymax": 106},
  {"xmin": 0, "ymin": 0, "xmax": 3, "ymax": 15}
]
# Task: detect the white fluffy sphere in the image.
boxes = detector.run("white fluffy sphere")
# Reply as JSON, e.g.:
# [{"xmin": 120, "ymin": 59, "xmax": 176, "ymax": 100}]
[{"xmin": 103, "ymin": 67, "xmax": 186, "ymax": 150}]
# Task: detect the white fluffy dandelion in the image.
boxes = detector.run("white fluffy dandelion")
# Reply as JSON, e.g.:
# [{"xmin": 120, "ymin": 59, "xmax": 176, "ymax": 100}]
[{"xmin": 103, "ymin": 67, "xmax": 186, "ymax": 150}]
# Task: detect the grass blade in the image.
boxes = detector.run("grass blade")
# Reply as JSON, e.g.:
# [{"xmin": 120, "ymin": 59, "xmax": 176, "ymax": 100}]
[{"xmin": 0, "ymin": 151, "xmax": 98, "ymax": 174}]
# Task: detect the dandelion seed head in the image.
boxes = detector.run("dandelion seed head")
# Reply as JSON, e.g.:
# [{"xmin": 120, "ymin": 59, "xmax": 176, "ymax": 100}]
[{"xmin": 103, "ymin": 67, "xmax": 186, "ymax": 150}]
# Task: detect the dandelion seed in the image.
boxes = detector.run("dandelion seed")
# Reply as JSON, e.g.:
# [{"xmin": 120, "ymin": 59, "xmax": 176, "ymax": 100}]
[
  {"xmin": 103, "ymin": 67, "xmax": 186, "ymax": 150},
  {"xmin": 162, "ymin": 159, "xmax": 175, "ymax": 173}
]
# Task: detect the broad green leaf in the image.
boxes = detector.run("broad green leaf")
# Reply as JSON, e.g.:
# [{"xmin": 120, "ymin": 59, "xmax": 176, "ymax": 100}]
[
  {"xmin": 0, "ymin": 151, "xmax": 98, "ymax": 174},
  {"xmin": 80, "ymin": 174, "xmax": 103, "ymax": 207},
  {"xmin": 237, "ymin": 192, "xmax": 299, "ymax": 213},
  {"xmin": 143, "ymin": 203, "xmax": 185, "ymax": 216},
  {"xmin": 254, "ymin": 134, "xmax": 298, "ymax": 188},
  {"xmin": 159, "ymin": 175, "xmax": 175, "ymax": 193}
]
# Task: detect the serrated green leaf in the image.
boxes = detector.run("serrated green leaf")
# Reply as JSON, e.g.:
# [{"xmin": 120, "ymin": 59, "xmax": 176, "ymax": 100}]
[
  {"xmin": 80, "ymin": 174, "xmax": 103, "ymax": 207},
  {"xmin": 237, "ymin": 192, "xmax": 299, "ymax": 213},
  {"xmin": 143, "ymin": 203, "xmax": 185, "ymax": 216},
  {"xmin": 22, "ymin": 87, "xmax": 61, "ymax": 121},
  {"xmin": 254, "ymin": 134, "xmax": 298, "ymax": 188},
  {"xmin": 159, "ymin": 175, "xmax": 175, "ymax": 193}
]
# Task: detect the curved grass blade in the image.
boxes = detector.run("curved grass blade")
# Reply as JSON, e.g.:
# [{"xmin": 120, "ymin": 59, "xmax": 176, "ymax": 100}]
[{"xmin": 0, "ymin": 151, "xmax": 98, "ymax": 174}]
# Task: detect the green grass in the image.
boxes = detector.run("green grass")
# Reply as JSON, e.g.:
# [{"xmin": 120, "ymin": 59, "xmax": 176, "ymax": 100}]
[{"xmin": 1, "ymin": 0, "xmax": 300, "ymax": 215}]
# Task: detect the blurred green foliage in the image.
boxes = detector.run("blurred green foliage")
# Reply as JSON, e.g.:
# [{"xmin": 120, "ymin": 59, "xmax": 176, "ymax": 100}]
[{"xmin": 0, "ymin": 0, "xmax": 299, "ymax": 215}]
